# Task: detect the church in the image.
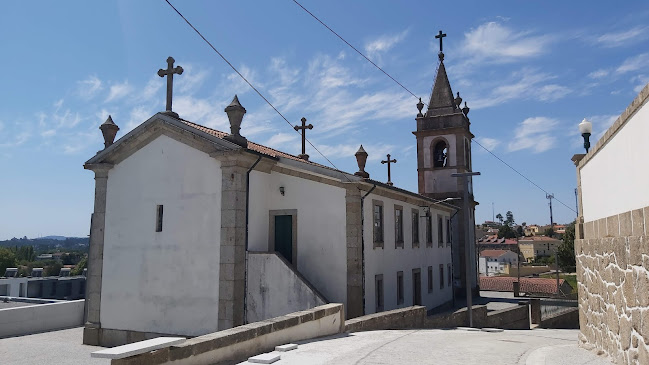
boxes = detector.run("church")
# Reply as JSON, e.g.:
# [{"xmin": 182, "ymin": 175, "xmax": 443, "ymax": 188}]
[{"xmin": 82, "ymin": 43, "xmax": 477, "ymax": 347}]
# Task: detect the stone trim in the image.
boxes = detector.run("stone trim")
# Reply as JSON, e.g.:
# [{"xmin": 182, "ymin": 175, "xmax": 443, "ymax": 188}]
[
  {"xmin": 345, "ymin": 188, "xmax": 363, "ymax": 319},
  {"xmin": 83, "ymin": 327, "xmax": 180, "ymax": 348},
  {"xmin": 268, "ymin": 209, "xmax": 298, "ymax": 266},
  {"xmin": 582, "ymin": 204, "xmax": 648, "ymax": 240},
  {"xmin": 577, "ymin": 82, "xmax": 649, "ymax": 170},
  {"xmin": 371, "ymin": 199, "xmax": 384, "ymax": 249},
  {"xmin": 82, "ymin": 163, "xmax": 113, "ymax": 345}
]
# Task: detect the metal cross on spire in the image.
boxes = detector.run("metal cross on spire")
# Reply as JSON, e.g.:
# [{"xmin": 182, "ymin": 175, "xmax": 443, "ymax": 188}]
[
  {"xmin": 435, "ymin": 30, "xmax": 447, "ymax": 53},
  {"xmin": 158, "ymin": 56, "xmax": 184, "ymax": 118},
  {"xmin": 381, "ymin": 154, "xmax": 397, "ymax": 186},
  {"xmin": 294, "ymin": 117, "xmax": 313, "ymax": 161}
]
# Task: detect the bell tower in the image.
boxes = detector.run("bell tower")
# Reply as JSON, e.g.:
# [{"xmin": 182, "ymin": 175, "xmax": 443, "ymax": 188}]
[{"xmin": 413, "ymin": 32, "xmax": 477, "ymax": 296}]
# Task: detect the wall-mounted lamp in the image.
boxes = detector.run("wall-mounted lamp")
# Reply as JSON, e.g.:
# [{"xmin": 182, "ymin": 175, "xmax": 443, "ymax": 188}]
[
  {"xmin": 578, "ymin": 118, "xmax": 592, "ymax": 153},
  {"xmin": 279, "ymin": 186, "xmax": 285, "ymax": 196}
]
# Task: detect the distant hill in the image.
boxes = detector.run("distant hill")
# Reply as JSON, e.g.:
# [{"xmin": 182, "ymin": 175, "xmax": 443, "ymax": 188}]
[{"xmin": 0, "ymin": 236, "xmax": 89, "ymax": 252}]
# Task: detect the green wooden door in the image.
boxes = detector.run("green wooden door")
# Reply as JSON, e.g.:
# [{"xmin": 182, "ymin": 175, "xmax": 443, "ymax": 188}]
[{"xmin": 274, "ymin": 215, "xmax": 293, "ymax": 264}]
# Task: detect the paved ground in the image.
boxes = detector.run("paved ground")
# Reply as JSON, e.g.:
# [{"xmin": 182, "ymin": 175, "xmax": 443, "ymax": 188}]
[
  {"xmin": 0, "ymin": 327, "xmax": 109, "ymax": 365},
  {"xmin": 238, "ymin": 329, "xmax": 613, "ymax": 365}
]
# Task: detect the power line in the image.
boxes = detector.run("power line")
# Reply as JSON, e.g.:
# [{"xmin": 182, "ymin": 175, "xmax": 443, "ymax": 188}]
[
  {"xmin": 163, "ymin": 0, "xmax": 352, "ymax": 182},
  {"xmin": 292, "ymin": 0, "xmax": 577, "ymax": 214}
]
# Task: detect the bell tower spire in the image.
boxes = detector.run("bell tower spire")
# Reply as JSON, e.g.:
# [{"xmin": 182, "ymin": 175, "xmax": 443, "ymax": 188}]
[{"xmin": 413, "ymin": 30, "xmax": 477, "ymax": 298}]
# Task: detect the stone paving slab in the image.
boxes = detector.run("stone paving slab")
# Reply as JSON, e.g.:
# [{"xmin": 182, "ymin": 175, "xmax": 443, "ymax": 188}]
[{"xmin": 248, "ymin": 352, "xmax": 280, "ymax": 363}]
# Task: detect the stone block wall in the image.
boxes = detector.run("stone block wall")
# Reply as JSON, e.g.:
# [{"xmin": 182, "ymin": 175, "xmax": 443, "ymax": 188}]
[{"xmin": 575, "ymin": 206, "xmax": 649, "ymax": 364}]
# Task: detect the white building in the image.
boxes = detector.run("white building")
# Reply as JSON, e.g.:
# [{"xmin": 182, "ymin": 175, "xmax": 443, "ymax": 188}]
[
  {"xmin": 478, "ymin": 250, "xmax": 518, "ymax": 276},
  {"xmin": 82, "ymin": 95, "xmax": 456, "ymax": 346}
]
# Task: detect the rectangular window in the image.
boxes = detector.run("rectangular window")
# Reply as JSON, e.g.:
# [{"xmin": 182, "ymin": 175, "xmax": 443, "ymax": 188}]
[
  {"xmin": 373, "ymin": 201, "xmax": 384, "ymax": 248},
  {"xmin": 439, "ymin": 264, "xmax": 444, "ymax": 289},
  {"xmin": 412, "ymin": 209, "xmax": 419, "ymax": 248},
  {"xmin": 447, "ymin": 264, "xmax": 452, "ymax": 287},
  {"xmin": 156, "ymin": 205, "xmax": 164, "ymax": 232},
  {"xmin": 446, "ymin": 218, "xmax": 452, "ymax": 246},
  {"xmin": 395, "ymin": 206, "xmax": 403, "ymax": 248},
  {"xmin": 397, "ymin": 271, "xmax": 404, "ymax": 305},
  {"xmin": 438, "ymin": 216, "xmax": 444, "ymax": 247},
  {"xmin": 375, "ymin": 274, "xmax": 384, "ymax": 312},
  {"xmin": 426, "ymin": 215, "xmax": 433, "ymax": 247},
  {"xmin": 427, "ymin": 266, "xmax": 433, "ymax": 293}
]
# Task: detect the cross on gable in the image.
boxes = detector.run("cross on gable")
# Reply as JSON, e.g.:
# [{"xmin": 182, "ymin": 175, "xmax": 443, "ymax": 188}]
[
  {"xmin": 381, "ymin": 153, "xmax": 397, "ymax": 186},
  {"xmin": 158, "ymin": 56, "xmax": 184, "ymax": 118},
  {"xmin": 294, "ymin": 117, "xmax": 313, "ymax": 161},
  {"xmin": 435, "ymin": 30, "xmax": 447, "ymax": 53}
]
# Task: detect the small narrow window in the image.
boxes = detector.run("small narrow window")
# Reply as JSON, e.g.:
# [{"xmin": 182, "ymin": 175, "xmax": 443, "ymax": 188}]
[
  {"xmin": 446, "ymin": 218, "xmax": 452, "ymax": 246},
  {"xmin": 156, "ymin": 205, "xmax": 164, "ymax": 232},
  {"xmin": 428, "ymin": 266, "xmax": 433, "ymax": 293},
  {"xmin": 426, "ymin": 215, "xmax": 433, "ymax": 247},
  {"xmin": 397, "ymin": 271, "xmax": 404, "ymax": 305},
  {"xmin": 438, "ymin": 216, "xmax": 444, "ymax": 247},
  {"xmin": 439, "ymin": 264, "xmax": 444, "ymax": 289},
  {"xmin": 373, "ymin": 201, "xmax": 384, "ymax": 248},
  {"xmin": 412, "ymin": 210, "xmax": 419, "ymax": 248},
  {"xmin": 447, "ymin": 264, "xmax": 452, "ymax": 287},
  {"xmin": 375, "ymin": 275, "xmax": 384, "ymax": 312},
  {"xmin": 395, "ymin": 206, "xmax": 403, "ymax": 248}
]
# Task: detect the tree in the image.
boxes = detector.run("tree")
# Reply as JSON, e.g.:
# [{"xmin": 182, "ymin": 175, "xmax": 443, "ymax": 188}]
[
  {"xmin": 71, "ymin": 256, "xmax": 87, "ymax": 276},
  {"xmin": 0, "ymin": 248, "xmax": 16, "ymax": 275},
  {"xmin": 44, "ymin": 262, "xmax": 62, "ymax": 277},
  {"xmin": 516, "ymin": 226, "xmax": 524, "ymax": 237},
  {"xmin": 544, "ymin": 227, "xmax": 554, "ymax": 237},
  {"xmin": 496, "ymin": 213, "xmax": 503, "ymax": 224},
  {"xmin": 505, "ymin": 211, "xmax": 515, "ymax": 226},
  {"xmin": 558, "ymin": 221, "xmax": 576, "ymax": 272},
  {"xmin": 497, "ymin": 224, "xmax": 517, "ymax": 239}
]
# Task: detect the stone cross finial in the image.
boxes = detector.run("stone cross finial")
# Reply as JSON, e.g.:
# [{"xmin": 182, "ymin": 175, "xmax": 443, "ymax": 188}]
[
  {"xmin": 435, "ymin": 30, "xmax": 447, "ymax": 53},
  {"xmin": 294, "ymin": 117, "xmax": 313, "ymax": 161},
  {"xmin": 158, "ymin": 57, "xmax": 184, "ymax": 118},
  {"xmin": 381, "ymin": 153, "xmax": 397, "ymax": 186}
]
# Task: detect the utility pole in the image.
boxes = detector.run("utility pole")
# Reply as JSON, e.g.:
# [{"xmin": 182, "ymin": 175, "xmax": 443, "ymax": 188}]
[
  {"xmin": 574, "ymin": 188, "xmax": 578, "ymax": 217},
  {"xmin": 555, "ymin": 249, "xmax": 560, "ymax": 297},
  {"xmin": 546, "ymin": 193, "xmax": 554, "ymax": 237},
  {"xmin": 452, "ymin": 171, "xmax": 481, "ymax": 328},
  {"xmin": 492, "ymin": 202, "xmax": 495, "ymax": 222}
]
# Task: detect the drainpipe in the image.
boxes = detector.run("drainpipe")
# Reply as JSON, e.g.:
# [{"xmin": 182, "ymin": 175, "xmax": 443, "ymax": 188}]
[
  {"xmin": 243, "ymin": 155, "xmax": 262, "ymax": 324},
  {"xmin": 359, "ymin": 183, "xmax": 376, "ymax": 316}
]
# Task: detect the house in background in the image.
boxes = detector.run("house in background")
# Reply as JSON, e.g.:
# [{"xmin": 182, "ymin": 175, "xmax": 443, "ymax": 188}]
[
  {"xmin": 477, "ymin": 235, "xmax": 518, "ymax": 253},
  {"xmin": 478, "ymin": 249, "xmax": 518, "ymax": 276},
  {"xmin": 518, "ymin": 236, "xmax": 561, "ymax": 262}
]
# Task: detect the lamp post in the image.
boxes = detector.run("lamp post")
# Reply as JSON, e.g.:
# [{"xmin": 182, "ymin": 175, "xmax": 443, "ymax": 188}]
[
  {"xmin": 579, "ymin": 118, "xmax": 593, "ymax": 153},
  {"xmin": 451, "ymin": 171, "xmax": 481, "ymax": 327}
]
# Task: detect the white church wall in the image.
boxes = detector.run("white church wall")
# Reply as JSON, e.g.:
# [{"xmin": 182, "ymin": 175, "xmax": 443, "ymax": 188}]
[
  {"xmin": 580, "ymin": 97, "xmax": 649, "ymax": 222},
  {"xmin": 102, "ymin": 134, "xmax": 222, "ymax": 337},
  {"xmin": 246, "ymin": 253, "xmax": 326, "ymax": 323},
  {"xmin": 248, "ymin": 168, "xmax": 347, "ymax": 307},
  {"xmin": 363, "ymin": 193, "xmax": 453, "ymax": 315}
]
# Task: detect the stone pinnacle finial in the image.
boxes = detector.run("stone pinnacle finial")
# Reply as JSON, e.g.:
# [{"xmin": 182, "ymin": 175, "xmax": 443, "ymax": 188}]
[
  {"xmin": 224, "ymin": 95, "xmax": 248, "ymax": 147},
  {"xmin": 454, "ymin": 92, "xmax": 462, "ymax": 108},
  {"xmin": 462, "ymin": 101, "xmax": 470, "ymax": 116},
  {"xmin": 99, "ymin": 115, "xmax": 119, "ymax": 148},
  {"xmin": 416, "ymin": 98, "xmax": 424, "ymax": 117},
  {"xmin": 354, "ymin": 145, "xmax": 369, "ymax": 178}
]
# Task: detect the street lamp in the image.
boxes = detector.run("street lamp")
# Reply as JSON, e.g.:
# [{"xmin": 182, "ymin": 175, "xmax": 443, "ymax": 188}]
[
  {"xmin": 578, "ymin": 118, "xmax": 593, "ymax": 153},
  {"xmin": 451, "ymin": 171, "xmax": 481, "ymax": 328}
]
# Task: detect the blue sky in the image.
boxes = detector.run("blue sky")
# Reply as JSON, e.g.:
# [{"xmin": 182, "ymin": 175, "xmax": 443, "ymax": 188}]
[{"xmin": 1, "ymin": 1, "xmax": 648, "ymax": 239}]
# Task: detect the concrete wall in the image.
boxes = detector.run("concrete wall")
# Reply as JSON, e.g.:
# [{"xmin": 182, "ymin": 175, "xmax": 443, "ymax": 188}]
[
  {"xmin": 0, "ymin": 300, "xmax": 84, "ymax": 338},
  {"xmin": 112, "ymin": 304, "xmax": 345, "ymax": 365},
  {"xmin": 102, "ymin": 135, "xmax": 222, "ymax": 337},
  {"xmin": 579, "ymin": 94, "xmax": 649, "ymax": 222},
  {"xmin": 363, "ymin": 193, "xmax": 453, "ymax": 314},
  {"xmin": 248, "ymin": 169, "xmax": 347, "ymax": 308},
  {"xmin": 0, "ymin": 277, "xmax": 28, "ymax": 297},
  {"xmin": 246, "ymin": 252, "xmax": 326, "ymax": 323}
]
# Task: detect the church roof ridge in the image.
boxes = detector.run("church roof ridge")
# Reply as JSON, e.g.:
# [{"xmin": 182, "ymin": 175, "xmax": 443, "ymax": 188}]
[{"xmin": 426, "ymin": 59, "xmax": 456, "ymax": 115}]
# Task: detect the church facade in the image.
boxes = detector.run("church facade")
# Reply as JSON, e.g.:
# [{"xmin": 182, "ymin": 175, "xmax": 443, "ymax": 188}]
[{"xmin": 82, "ymin": 90, "xmax": 456, "ymax": 346}]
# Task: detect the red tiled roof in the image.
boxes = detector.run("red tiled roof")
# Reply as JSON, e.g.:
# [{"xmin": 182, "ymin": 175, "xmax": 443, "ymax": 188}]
[
  {"xmin": 480, "ymin": 249, "xmax": 510, "ymax": 258},
  {"xmin": 477, "ymin": 236, "xmax": 518, "ymax": 244},
  {"xmin": 519, "ymin": 236, "xmax": 561, "ymax": 242},
  {"xmin": 181, "ymin": 120, "xmax": 333, "ymax": 170},
  {"xmin": 480, "ymin": 276, "xmax": 567, "ymax": 295}
]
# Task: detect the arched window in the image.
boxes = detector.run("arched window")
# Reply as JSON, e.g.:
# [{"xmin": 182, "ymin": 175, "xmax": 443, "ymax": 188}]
[{"xmin": 433, "ymin": 141, "xmax": 448, "ymax": 167}]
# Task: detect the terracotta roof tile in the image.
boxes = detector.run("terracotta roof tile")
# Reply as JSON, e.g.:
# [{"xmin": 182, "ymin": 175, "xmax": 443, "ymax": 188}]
[
  {"xmin": 479, "ymin": 276, "xmax": 567, "ymax": 295},
  {"xmin": 480, "ymin": 250, "xmax": 511, "ymax": 258}
]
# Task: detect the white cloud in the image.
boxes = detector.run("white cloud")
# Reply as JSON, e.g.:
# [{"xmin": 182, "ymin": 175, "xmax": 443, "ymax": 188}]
[
  {"xmin": 595, "ymin": 26, "xmax": 648, "ymax": 48},
  {"xmin": 508, "ymin": 117, "xmax": 558, "ymax": 153},
  {"xmin": 264, "ymin": 133, "xmax": 299, "ymax": 151},
  {"xmin": 469, "ymin": 69, "xmax": 571, "ymax": 109},
  {"xmin": 140, "ymin": 77, "xmax": 162, "ymax": 103},
  {"xmin": 475, "ymin": 137, "xmax": 500, "ymax": 152},
  {"xmin": 176, "ymin": 64, "xmax": 210, "ymax": 94},
  {"xmin": 616, "ymin": 53, "xmax": 649, "ymax": 74},
  {"xmin": 460, "ymin": 22, "xmax": 551, "ymax": 63},
  {"xmin": 77, "ymin": 75, "xmax": 103, "ymax": 99},
  {"xmin": 364, "ymin": 29, "xmax": 409, "ymax": 64},
  {"xmin": 631, "ymin": 74, "xmax": 649, "ymax": 93},
  {"xmin": 0, "ymin": 131, "xmax": 31, "ymax": 148},
  {"xmin": 588, "ymin": 69, "xmax": 609, "ymax": 79},
  {"xmin": 106, "ymin": 81, "xmax": 133, "ymax": 102}
]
